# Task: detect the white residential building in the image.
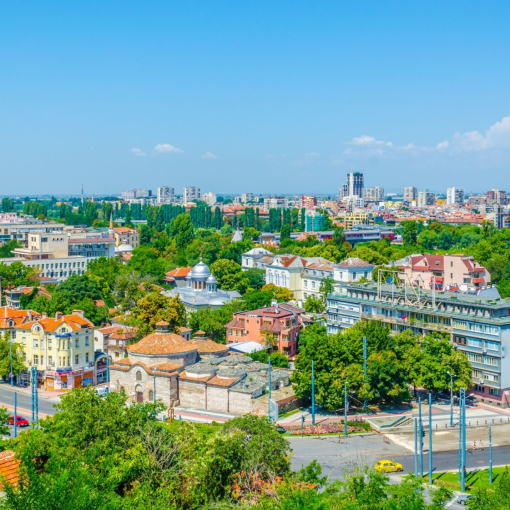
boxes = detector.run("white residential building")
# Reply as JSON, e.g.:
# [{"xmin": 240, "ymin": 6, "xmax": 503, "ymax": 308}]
[
  {"xmin": 157, "ymin": 186, "xmax": 174, "ymax": 204},
  {"xmin": 418, "ymin": 190, "xmax": 435, "ymax": 207},
  {"xmin": 447, "ymin": 187, "xmax": 465, "ymax": 205},
  {"xmin": 183, "ymin": 187, "xmax": 201, "ymax": 204},
  {"xmin": 241, "ymin": 193, "xmax": 254, "ymax": 203},
  {"xmin": 403, "ymin": 186, "xmax": 418, "ymax": 203},
  {"xmin": 263, "ymin": 196, "xmax": 288, "ymax": 209},
  {"xmin": 365, "ymin": 187, "xmax": 385, "ymax": 201},
  {"xmin": 201, "ymin": 192, "xmax": 217, "ymax": 206}
]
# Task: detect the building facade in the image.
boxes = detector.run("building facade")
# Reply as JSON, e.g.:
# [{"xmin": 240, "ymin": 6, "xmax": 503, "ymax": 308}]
[
  {"xmin": 201, "ymin": 192, "xmax": 217, "ymax": 205},
  {"xmin": 157, "ymin": 186, "xmax": 174, "ymax": 204},
  {"xmin": 365, "ymin": 187, "xmax": 385, "ymax": 202},
  {"xmin": 403, "ymin": 186, "xmax": 418, "ymax": 204},
  {"xmin": 327, "ymin": 281, "xmax": 510, "ymax": 405},
  {"xmin": 226, "ymin": 301, "xmax": 304, "ymax": 357},
  {"xmin": 183, "ymin": 187, "xmax": 201, "ymax": 204},
  {"xmin": 447, "ymin": 187, "xmax": 465, "ymax": 205},
  {"xmin": 15, "ymin": 311, "xmax": 96, "ymax": 391},
  {"xmin": 114, "ymin": 227, "xmax": 139, "ymax": 248},
  {"xmin": 418, "ymin": 190, "xmax": 436, "ymax": 207}
]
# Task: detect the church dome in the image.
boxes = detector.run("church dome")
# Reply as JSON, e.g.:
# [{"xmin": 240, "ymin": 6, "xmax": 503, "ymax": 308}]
[
  {"xmin": 206, "ymin": 274, "xmax": 217, "ymax": 283},
  {"xmin": 191, "ymin": 260, "xmax": 211, "ymax": 278}
]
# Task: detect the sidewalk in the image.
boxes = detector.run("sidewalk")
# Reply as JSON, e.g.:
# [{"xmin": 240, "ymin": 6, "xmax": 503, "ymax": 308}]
[{"xmin": 0, "ymin": 382, "xmax": 65, "ymax": 401}]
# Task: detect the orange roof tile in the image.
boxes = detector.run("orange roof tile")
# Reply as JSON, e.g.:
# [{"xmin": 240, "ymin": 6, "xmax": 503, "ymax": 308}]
[
  {"xmin": 165, "ymin": 267, "xmax": 192, "ymax": 278},
  {"xmin": 207, "ymin": 375, "xmax": 240, "ymax": 387},
  {"xmin": 128, "ymin": 332, "xmax": 196, "ymax": 356},
  {"xmin": 0, "ymin": 450, "xmax": 20, "ymax": 489},
  {"xmin": 16, "ymin": 313, "xmax": 93, "ymax": 332}
]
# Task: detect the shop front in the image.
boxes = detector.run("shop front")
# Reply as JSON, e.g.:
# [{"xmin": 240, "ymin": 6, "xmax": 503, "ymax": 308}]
[{"xmin": 45, "ymin": 369, "xmax": 84, "ymax": 391}]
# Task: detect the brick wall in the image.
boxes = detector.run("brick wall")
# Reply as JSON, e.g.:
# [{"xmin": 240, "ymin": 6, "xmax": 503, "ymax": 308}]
[
  {"xmin": 178, "ymin": 379, "xmax": 206, "ymax": 408},
  {"xmin": 228, "ymin": 391, "xmax": 253, "ymax": 415},
  {"xmin": 207, "ymin": 386, "xmax": 230, "ymax": 412}
]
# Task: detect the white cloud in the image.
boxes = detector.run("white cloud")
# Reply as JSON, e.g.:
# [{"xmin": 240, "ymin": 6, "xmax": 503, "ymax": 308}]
[
  {"xmin": 436, "ymin": 140, "xmax": 449, "ymax": 150},
  {"xmin": 450, "ymin": 116, "xmax": 510, "ymax": 152},
  {"xmin": 129, "ymin": 148, "xmax": 146, "ymax": 157},
  {"xmin": 201, "ymin": 151, "xmax": 217, "ymax": 159},
  {"xmin": 304, "ymin": 152, "xmax": 321, "ymax": 157},
  {"xmin": 349, "ymin": 135, "xmax": 393, "ymax": 147},
  {"xmin": 154, "ymin": 143, "xmax": 183, "ymax": 153}
]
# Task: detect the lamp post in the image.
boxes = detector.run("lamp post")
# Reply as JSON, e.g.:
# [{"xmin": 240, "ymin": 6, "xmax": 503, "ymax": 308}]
[
  {"xmin": 268, "ymin": 356, "xmax": 272, "ymax": 421},
  {"xmin": 311, "ymin": 360, "xmax": 315, "ymax": 425},
  {"xmin": 489, "ymin": 426, "xmax": 493, "ymax": 484},
  {"xmin": 429, "ymin": 392, "xmax": 433, "ymax": 485},
  {"xmin": 14, "ymin": 392, "xmax": 17, "ymax": 438},
  {"xmin": 414, "ymin": 418, "xmax": 418, "ymax": 480},
  {"xmin": 0, "ymin": 275, "xmax": 3, "ymax": 307},
  {"xmin": 344, "ymin": 381, "xmax": 348, "ymax": 436},
  {"xmin": 419, "ymin": 396, "xmax": 423, "ymax": 478},
  {"xmin": 9, "ymin": 331, "xmax": 13, "ymax": 387},
  {"xmin": 447, "ymin": 371, "xmax": 457, "ymax": 426},
  {"xmin": 363, "ymin": 337, "xmax": 367, "ymax": 410}
]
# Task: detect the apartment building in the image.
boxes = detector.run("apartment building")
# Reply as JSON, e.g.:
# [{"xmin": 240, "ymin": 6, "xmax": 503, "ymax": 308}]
[
  {"xmin": 15, "ymin": 311, "xmax": 95, "ymax": 391},
  {"xmin": 486, "ymin": 189, "xmax": 507, "ymax": 205},
  {"xmin": 263, "ymin": 196, "xmax": 288, "ymax": 209},
  {"xmin": 326, "ymin": 281, "xmax": 510, "ymax": 405},
  {"xmin": 365, "ymin": 187, "xmax": 385, "ymax": 202},
  {"xmin": 301, "ymin": 195, "xmax": 317, "ymax": 208},
  {"xmin": 447, "ymin": 187, "xmax": 465, "ymax": 205},
  {"xmin": 403, "ymin": 187, "xmax": 418, "ymax": 204},
  {"xmin": 114, "ymin": 227, "xmax": 139, "ymax": 248},
  {"xmin": 347, "ymin": 172, "xmax": 364, "ymax": 198},
  {"xmin": 241, "ymin": 193, "xmax": 254, "ymax": 203},
  {"xmin": 183, "ymin": 187, "xmax": 201, "ymax": 204},
  {"xmin": 0, "ymin": 222, "xmax": 66, "ymax": 246},
  {"xmin": 226, "ymin": 301, "xmax": 304, "ymax": 357},
  {"xmin": 0, "ymin": 307, "xmax": 40, "ymax": 343},
  {"xmin": 0, "ymin": 213, "xmax": 19, "ymax": 224},
  {"xmin": 418, "ymin": 190, "xmax": 436, "ymax": 207},
  {"xmin": 305, "ymin": 212, "xmax": 324, "ymax": 232},
  {"xmin": 201, "ymin": 192, "xmax": 217, "ymax": 205},
  {"xmin": 399, "ymin": 255, "xmax": 491, "ymax": 291},
  {"xmin": 121, "ymin": 189, "xmax": 152, "ymax": 200},
  {"xmin": 343, "ymin": 212, "xmax": 374, "ymax": 229},
  {"xmin": 157, "ymin": 186, "xmax": 174, "ymax": 204}
]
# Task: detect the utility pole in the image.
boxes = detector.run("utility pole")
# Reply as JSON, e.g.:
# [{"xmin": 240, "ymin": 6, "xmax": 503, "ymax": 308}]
[
  {"xmin": 9, "ymin": 333, "xmax": 13, "ymax": 386},
  {"xmin": 363, "ymin": 336, "xmax": 367, "ymax": 410},
  {"xmin": 311, "ymin": 360, "xmax": 315, "ymax": 425},
  {"xmin": 447, "ymin": 371, "xmax": 456, "ymax": 426},
  {"xmin": 268, "ymin": 356, "xmax": 272, "ymax": 421},
  {"xmin": 153, "ymin": 376, "xmax": 156, "ymax": 404},
  {"xmin": 429, "ymin": 392, "xmax": 433, "ymax": 485},
  {"xmin": 14, "ymin": 392, "xmax": 17, "ymax": 438},
  {"xmin": 460, "ymin": 388, "xmax": 466, "ymax": 492},
  {"xmin": 414, "ymin": 418, "xmax": 418, "ymax": 480},
  {"xmin": 31, "ymin": 366, "xmax": 38, "ymax": 426},
  {"xmin": 419, "ymin": 396, "xmax": 423, "ymax": 478},
  {"xmin": 489, "ymin": 426, "xmax": 493, "ymax": 484},
  {"xmin": 344, "ymin": 381, "xmax": 348, "ymax": 436}
]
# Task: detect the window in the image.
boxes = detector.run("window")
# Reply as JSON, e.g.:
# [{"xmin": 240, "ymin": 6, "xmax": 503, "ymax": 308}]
[
  {"xmin": 33, "ymin": 355, "xmax": 39, "ymax": 365},
  {"xmin": 304, "ymin": 280, "xmax": 308, "ymax": 288},
  {"xmin": 474, "ymin": 384, "xmax": 484, "ymax": 392},
  {"xmin": 490, "ymin": 388, "xmax": 500, "ymax": 396},
  {"xmin": 468, "ymin": 353, "xmax": 482, "ymax": 363},
  {"xmin": 467, "ymin": 338, "xmax": 481, "ymax": 347},
  {"xmin": 484, "ymin": 373, "xmax": 498, "ymax": 382},
  {"xmin": 85, "ymin": 336, "xmax": 89, "ymax": 347},
  {"xmin": 487, "ymin": 341, "xmax": 499, "ymax": 351},
  {"xmin": 483, "ymin": 356, "xmax": 498, "ymax": 366},
  {"xmin": 228, "ymin": 329, "xmax": 233, "ymax": 336},
  {"xmin": 33, "ymin": 338, "xmax": 39, "ymax": 348},
  {"xmin": 48, "ymin": 338, "xmax": 52, "ymax": 348},
  {"xmin": 472, "ymin": 369, "xmax": 482, "ymax": 378},
  {"xmin": 453, "ymin": 336, "xmax": 466, "ymax": 345},
  {"xmin": 136, "ymin": 371, "xmax": 142, "ymax": 381},
  {"xmin": 115, "ymin": 352, "xmax": 120, "ymax": 358},
  {"xmin": 75, "ymin": 338, "xmax": 79, "ymax": 348},
  {"xmin": 49, "ymin": 356, "xmax": 53, "ymax": 365},
  {"xmin": 86, "ymin": 353, "xmax": 89, "ymax": 363},
  {"xmin": 149, "ymin": 390, "xmax": 154, "ymax": 400},
  {"xmin": 41, "ymin": 356, "xmax": 44, "ymax": 366},
  {"xmin": 75, "ymin": 355, "xmax": 79, "ymax": 364}
]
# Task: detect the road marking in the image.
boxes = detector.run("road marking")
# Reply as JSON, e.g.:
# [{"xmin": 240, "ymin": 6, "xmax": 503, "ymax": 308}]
[{"xmin": 384, "ymin": 434, "xmax": 415, "ymax": 452}]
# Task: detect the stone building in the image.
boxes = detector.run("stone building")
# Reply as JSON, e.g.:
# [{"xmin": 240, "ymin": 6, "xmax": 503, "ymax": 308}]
[{"xmin": 109, "ymin": 322, "xmax": 298, "ymax": 414}]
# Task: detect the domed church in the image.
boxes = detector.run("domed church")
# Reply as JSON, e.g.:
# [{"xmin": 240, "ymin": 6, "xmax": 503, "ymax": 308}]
[{"xmin": 162, "ymin": 259, "xmax": 241, "ymax": 312}]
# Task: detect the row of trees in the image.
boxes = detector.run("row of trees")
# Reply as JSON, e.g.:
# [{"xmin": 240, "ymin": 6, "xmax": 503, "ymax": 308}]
[{"xmin": 292, "ymin": 321, "xmax": 472, "ymax": 410}]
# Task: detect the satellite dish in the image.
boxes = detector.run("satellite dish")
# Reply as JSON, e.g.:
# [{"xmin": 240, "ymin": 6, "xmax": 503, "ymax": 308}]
[{"xmin": 386, "ymin": 277, "xmax": 394, "ymax": 284}]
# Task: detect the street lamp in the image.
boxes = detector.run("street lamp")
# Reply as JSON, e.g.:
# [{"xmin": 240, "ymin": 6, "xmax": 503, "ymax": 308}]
[
  {"xmin": 0, "ymin": 275, "xmax": 3, "ymax": 307},
  {"xmin": 447, "ymin": 371, "xmax": 457, "ymax": 426}
]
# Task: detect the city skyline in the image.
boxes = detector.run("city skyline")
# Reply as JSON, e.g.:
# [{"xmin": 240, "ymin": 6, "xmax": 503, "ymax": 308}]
[{"xmin": 2, "ymin": 2, "xmax": 510, "ymax": 194}]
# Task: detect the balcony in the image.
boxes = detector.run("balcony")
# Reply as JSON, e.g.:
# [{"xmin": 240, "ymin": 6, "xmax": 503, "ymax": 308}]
[{"xmin": 360, "ymin": 312, "xmax": 448, "ymax": 333}]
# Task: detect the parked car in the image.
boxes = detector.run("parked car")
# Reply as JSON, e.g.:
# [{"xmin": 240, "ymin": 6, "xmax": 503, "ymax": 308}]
[
  {"xmin": 457, "ymin": 494, "xmax": 471, "ymax": 505},
  {"xmin": 8, "ymin": 415, "xmax": 29, "ymax": 427},
  {"xmin": 375, "ymin": 460, "xmax": 403, "ymax": 473}
]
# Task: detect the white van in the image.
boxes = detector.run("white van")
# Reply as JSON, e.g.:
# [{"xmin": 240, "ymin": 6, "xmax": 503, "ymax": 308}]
[{"xmin": 96, "ymin": 387, "xmax": 110, "ymax": 398}]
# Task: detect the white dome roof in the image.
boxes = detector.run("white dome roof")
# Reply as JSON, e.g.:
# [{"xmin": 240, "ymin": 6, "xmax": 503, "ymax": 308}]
[
  {"xmin": 191, "ymin": 260, "xmax": 211, "ymax": 278},
  {"xmin": 206, "ymin": 274, "xmax": 217, "ymax": 283}
]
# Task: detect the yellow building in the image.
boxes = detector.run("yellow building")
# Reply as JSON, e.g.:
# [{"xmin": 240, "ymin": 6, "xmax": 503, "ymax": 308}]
[
  {"xmin": 344, "ymin": 212, "xmax": 374, "ymax": 230},
  {"xmin": 15, "ymin": 311, "xmax": 95, "ymax": 391},
  {"xmin": 114, "ymin": 227, "xmax": 139, "ymax": 248}
]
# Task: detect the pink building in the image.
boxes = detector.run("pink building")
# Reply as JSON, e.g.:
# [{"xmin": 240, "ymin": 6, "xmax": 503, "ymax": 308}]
[
  {"xmin": 0, "ymin": 213, "xmax": 18, "ymax": 224},
  {"xmin": 226, "ymin": 301, "xmax": 304, "ymax": 357},
  {"xmin": 399, "ymin": 254, "xmax": 491, "ymax": 291}
]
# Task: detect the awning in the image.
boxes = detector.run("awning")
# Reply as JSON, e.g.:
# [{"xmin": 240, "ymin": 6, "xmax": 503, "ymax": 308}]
[{"xmin": 473, "ymin": 278, "xmax": 484, "ymax": 283}]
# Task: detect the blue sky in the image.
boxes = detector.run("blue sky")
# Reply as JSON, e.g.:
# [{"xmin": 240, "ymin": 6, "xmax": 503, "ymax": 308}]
[{"xmin": 1, "ymin": 1, "xmax": 510, "ymax": 196}]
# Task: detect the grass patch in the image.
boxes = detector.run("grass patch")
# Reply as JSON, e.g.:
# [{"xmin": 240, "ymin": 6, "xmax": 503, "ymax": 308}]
[
  {"xmin": 431, "ymin": 467, "xmax": 508, "ymax": 492},
  {"xmin": 278, "ymin": 407, "xmax": 304, "ymax": 418}
]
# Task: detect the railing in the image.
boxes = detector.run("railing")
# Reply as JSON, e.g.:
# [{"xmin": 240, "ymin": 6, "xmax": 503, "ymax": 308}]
[{"xmin": 361, "ymin": 313, "xmax": 449, "ymax": 332}]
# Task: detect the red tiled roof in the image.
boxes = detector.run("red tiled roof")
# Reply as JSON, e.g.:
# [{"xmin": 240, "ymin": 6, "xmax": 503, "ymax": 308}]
[
  {"xmin": 0, "ymin": 450, "xmax": 20, "ymax": 488},
  {"xmin": 128, "ymin": 332, "xmax": 196, "ymax": 355},
  {"xmin": 16, "ymin": 313, "xmax": 93, "ymax": 332},
  {"xmin": 166, "ymin": 267, "xmax": 192, "ymax": 278}
]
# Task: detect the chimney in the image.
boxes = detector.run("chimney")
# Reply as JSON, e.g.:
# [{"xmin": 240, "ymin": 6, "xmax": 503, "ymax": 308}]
[
  {"xmin": 27, "ymin": 310, "xmax": 32, "ymax": 321},
  {"xmin": 42, "ymin": 312, "xmax": 48, "ymax": 319},
  {"xmin": 73, "ymin": 309, "xmax": 84, "ymax": 319},
  {"xmin": 271, "ymin": 299, "xmax": 278, "ymax": 308},
  {"xmin": 55, "ymin": 311, "xmax": 63, "ymax": 320}
]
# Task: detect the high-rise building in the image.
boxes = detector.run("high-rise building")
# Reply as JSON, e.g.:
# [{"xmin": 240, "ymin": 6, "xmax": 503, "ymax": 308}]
[
  {"xmin": 347, "ymin": 172, "xmax": 364, "ymax": 198},
  {"xmin": 418, "ymin": 190, "xmax": 435, "ymax": 207},
  {"xmin": 201, "ymin": 192, "xmax": 217, "ymax": 206},
  {"xmin": 121, "ymin": 189, "xmax": 152, "ymax": 200},
  {"xmin": 446, "ymin": 187, "xmax": 465, "ymax": 205},
  {"xmin": 486, "ymin": 189, "xmax": 507, "ymax": 205},
  {"xmin": 339, "ymin": 184, "xmax": 349, "ymax": 200},
  {"xmin": 241, "ymin": 193, "xmax": 254, "ymax": 203},
  {"xmin": 365, "ymin": 187, "xmax": 384, "ymax": 202},
  {"xmin": 183, "ymin": 187, "xmax": 201, "ymax": 204},
  {"xmin": 263, "ymin": 196, "xmax": 288, "ymax": 209},
  {"xmin": 301, "ymin": 195, "xmax": 317, "ymax": 208},
  {"xmin": 157, "ymin": 186, "xmax": 174, "ymax": 205},
  {"xmin": 403, "ymin": 186, "xmax": 417, "ymax": 203}
]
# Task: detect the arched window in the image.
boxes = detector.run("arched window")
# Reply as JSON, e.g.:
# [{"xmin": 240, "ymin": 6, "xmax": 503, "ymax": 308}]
[
  {"xmin": 136, "ymin": 371, "xmax": 142, "ymax": 381},
  {"xmin": 120, "ymin": 386, "xmax": 125, "ymax": 394},
  {"xmin": 149, "ymin": 390, "xmax": 154, "ymax": 401}
]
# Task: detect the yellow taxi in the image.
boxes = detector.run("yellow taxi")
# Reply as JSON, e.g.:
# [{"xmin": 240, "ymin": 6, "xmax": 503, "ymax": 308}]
[{"xmin": 375, "ymin": 460, "xmax": 403, "ymax": 473}]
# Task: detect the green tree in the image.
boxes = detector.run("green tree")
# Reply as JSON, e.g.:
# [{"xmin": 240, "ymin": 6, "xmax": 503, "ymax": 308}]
[
  {"xmin": 131, "ymin": 293, "xmax": 186, "ymax": 337},
  {"xmin": 244, "ymin": 268, "xmax": 266, "ymax": 290},
  {"xmin": 0, "ymin": 331, "xmax": 25, "ymax": 381},
  {"xmin": 170, "ymin": 213, "xmax": 195, "ymax": 249},
  {"xmin": 210, "ymin": 259, "xmax": 249, "ymax": 293},
  {"xmin": 261, "ymin": 283, "xmax": 294, "ymax": 302},
  {"xmin": 402, "ymin": 220, "xmax": 418, "ymax": 247}
]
